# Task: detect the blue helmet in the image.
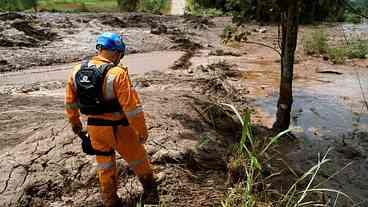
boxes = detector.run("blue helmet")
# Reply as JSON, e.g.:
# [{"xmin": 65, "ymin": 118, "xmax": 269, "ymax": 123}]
[{"xmin": 96, "ymin": 32, "xmax": 126, "ymax": 53}]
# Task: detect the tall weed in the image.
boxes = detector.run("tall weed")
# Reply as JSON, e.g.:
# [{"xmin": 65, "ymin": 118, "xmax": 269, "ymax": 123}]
[
  {"xmin": 303, "ymin": 29, "xmax": 329, "ymax": 55},
  {"xmin": 221, "ymin": 105, "xmax": 352, "ymax": 207}
]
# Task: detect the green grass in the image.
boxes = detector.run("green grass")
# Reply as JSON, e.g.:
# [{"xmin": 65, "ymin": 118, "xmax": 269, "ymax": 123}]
[
  {"xmin": 37, "ymin": 0, "xmax": 118, "ymax": 12},
  {"xmin": 303, "ymin": 29, "xmax": 368, "ymax": 64},
  {"xmin": 220, "ymin": 105, "xmax": 352, "ymax": 207},
  {"xmin": 302, "ymin": 29, "xmax": 329, "ymax": 55}
]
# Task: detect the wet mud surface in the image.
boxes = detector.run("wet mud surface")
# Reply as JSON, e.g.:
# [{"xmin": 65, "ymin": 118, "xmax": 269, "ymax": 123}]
[{"xmin": 0, "ymin": 11, "xmax": 368, "ymax": 206}]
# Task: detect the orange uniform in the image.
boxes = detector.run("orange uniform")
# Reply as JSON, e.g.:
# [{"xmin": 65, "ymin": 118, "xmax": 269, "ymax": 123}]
[{"xmin": 65, "ymin": 55, "xmax": 153, "ymax": 206}]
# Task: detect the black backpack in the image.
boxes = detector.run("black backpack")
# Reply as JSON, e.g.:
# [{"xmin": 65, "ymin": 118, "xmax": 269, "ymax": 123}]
[{"xmin": 75, "ymin": 59, "xmax": 121, "ymax": 115}]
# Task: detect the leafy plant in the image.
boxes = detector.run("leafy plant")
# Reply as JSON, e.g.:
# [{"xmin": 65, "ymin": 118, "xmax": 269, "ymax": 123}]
[
  {"xmin": 221, "ymin": 105, "xmax": 291, "ymax": 207},
  {"xmin": 221, "ymin": 104, "xmax": 352, "ymax": 207},
  {"xmin": 0, "ymin": 0, "xmax": 37, "ymax": 11},
  {"xmin": 303, "ymin": 29, "xmax": 329, "ymax": 55},
  {"xmin": 139, "ymin": 0, "xmax": 170, "ymax": 14},
  {"xmin": 345, "ymin": 39, "xmax": 368, "ymax": 59},
  {"xmin": 328, "ymin": 47, "xmax": 347, "ymax": 64}
]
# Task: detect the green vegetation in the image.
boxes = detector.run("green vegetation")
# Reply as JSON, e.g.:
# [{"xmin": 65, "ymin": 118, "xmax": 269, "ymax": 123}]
[
  {"xmin": 1, "ymin": 0, "xmax": 169, "ymax": 13},
  {"xmin": 303, "ymin": 29, "xmax": 329, "ymax": 55},
  {"xmin": 0, "ymin": 0, "xmax": 38, "ymax": 11},
  {"xmin": 187, "ymin": 0, "xmax": 368, "ymax": 23},
  {"xmin": 328, "ymin": 47, "xmax": 347, "ymax": 64},
  {"xmin": 303, "ymin": 29, "xmax": 368, "ymax": 64},
  {"xmin": 138, "ymin": 0, "xmax": 170, "ymax": 15},
  {"xmin": 221, "ymin": 106, "xmax": 352, "ymax": 206},
  {"xmin": 186, "ymin": 0, "xmax": 224, "ymax": 17},
  {"xmin": 37, "ymin": 0, "xmax": 117, "ymax": 12}
]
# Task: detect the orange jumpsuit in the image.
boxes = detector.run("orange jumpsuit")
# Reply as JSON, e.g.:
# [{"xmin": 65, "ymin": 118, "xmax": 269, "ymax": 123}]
[{"xmin": 65, "ymin": 55, "xmax": 153, "ymax": 206}]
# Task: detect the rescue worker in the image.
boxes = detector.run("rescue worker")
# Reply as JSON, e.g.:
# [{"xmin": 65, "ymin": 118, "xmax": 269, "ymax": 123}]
[{"xmin": 65, "ymin": 32, "xmax": 158, "ymax": 206}]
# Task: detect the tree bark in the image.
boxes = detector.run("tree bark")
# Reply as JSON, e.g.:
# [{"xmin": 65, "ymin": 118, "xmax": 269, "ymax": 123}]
[{"xmin": 272, "ymin": 2, "xmax": 300, "ymax": 132}]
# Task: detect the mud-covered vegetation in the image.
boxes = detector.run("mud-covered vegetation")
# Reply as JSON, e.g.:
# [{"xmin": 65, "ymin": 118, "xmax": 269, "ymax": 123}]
[{"xmin": 303, "ymin": 29, "xmax": 368, "ymax": 64}]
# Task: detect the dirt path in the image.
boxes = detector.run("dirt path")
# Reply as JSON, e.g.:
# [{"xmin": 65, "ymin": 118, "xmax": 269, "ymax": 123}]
[{"xmin": 170, "ymin": 0, "xmax": 186, "ymax": 15}]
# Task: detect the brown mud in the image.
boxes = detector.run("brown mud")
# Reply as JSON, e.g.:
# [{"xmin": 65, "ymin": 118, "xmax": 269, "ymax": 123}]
[{"xmin": 0, "ymin": 12, "xmax": 368, "ymax": 206}]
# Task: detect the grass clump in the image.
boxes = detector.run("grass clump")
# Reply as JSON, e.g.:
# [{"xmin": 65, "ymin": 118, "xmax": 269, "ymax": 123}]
[
  {"xmin": 303, "ymin": 29, "xmax": 368, "ymax": 64},
  {"xmin": 186, "ymin": 0, "xmax": 224, "ymax": 17},
  {"xmin": 345, "ymin": 39, "xmax": 368, "ymax": 59},
  {"xmin": 139, "ymin": 0, "xmax": 170, "ymax": 14},
  {"xmin": 38, "ymin": 0, "xmax": 117, "ymax": 12},
  {"xmin": 328, "ymin": 47, "xmax": 347, "ymax": 64},
  {"xmin": 327, "ymin": 39, "xmax": 368, "ymax": 64},
  {"xmin": 220, "ymin": 105, "xmax": 353, "ymax": 207},
  {"xmin": 303, "ymin": 29, "xmax": 329, "ymax": 55}
]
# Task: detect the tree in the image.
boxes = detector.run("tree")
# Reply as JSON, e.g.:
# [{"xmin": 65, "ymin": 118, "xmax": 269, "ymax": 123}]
[{"xmin": 272, "ymin": 0, "xmax": 300, "ymax": 131}]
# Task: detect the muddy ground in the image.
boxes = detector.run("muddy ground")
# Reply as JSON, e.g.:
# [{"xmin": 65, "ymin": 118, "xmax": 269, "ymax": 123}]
[{"xmin": 1, "ymin": 12, "xmax": 368, "ymax": 206}]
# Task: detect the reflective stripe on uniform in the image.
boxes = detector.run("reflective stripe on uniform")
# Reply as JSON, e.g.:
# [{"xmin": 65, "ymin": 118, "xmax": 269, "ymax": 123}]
[
  {"xmin": 105, "ymin": 74, "xmax": 116, "ymax": 100},
  {"xmin": 97, "ymin": 162, "xmax": 114, "ymax": 170},
  {"xmin": 65, "ymin": 102, "xmax": 79, "ymax": 110},
  {"xmin": 129, "ymin": 159, "xmax": 144, "ymax": 170},
  {"xmin": 125, "ymin": 106, "xmax": 143, "ymax": 118},
  {"xmin": 112, "ymin": 111, "xmax": 123, "ymax": 116}
]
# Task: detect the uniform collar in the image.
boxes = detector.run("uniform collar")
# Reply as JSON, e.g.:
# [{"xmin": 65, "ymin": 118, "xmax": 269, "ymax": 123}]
[{"xmin": 92, "ymin": 55, "xmax": 114, "ymax": 64}]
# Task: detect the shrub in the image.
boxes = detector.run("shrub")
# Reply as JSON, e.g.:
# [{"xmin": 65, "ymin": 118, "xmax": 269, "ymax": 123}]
[
  {"xmin": 139, "ymin": 0, "xmax": 170, "ymax": 14},
  {"xmin": 345, "ymin": 40, "xmax": 368, "ymax": 59},
  {"xmin": 187, "ymin": 2, "xmax": 224, "ymax": 17},
  {"xmin": 327, "ymin": 39, "xmax": 368, "ymax": 64},
  {"xmin": 327, "ymin": 47, "xmax": 347, "ymax": 64},
  {"xmin": 116, "ymin": 0, "xmax": 139, "ymax": 12},
  {"xmin": 0, "ymin": 0, "xmax": 37, "ymax": 11},
  {"xmin": 344, "ymin": 13, "xmax": 362, "ymax": 24},
  {"xmin": 303, "ymin": 29, "xmax": 329, "ymax": 55}
]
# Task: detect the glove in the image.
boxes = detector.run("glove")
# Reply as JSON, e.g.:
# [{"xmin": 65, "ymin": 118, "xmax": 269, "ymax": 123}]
[
  {"xmin": 71, "ymin": 121, "xmax": 82, "ymax": 135},
  {"xmin": 78, "ymin": 131, "xmax": 96, "ymax": 155}
]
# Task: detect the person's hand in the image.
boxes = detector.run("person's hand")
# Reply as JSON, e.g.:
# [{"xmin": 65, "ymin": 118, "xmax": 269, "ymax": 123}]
[{"xmin": 71, "ymin": 121, "xmax": 82, "ymax": 135}]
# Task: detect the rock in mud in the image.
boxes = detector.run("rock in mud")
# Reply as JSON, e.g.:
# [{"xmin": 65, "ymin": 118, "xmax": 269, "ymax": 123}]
[
  {"xmin": 152, "ymin": 149, "xmax": 188, "ymax": 164},
  {"xmin": 184, "ymin": 16, "xmax": 215, "ymax": 30},
  {"xmin": 100, "ymin": 15, "xmax": 127, "ymax": 28},
  {"xmin": 0, "ymin": 12, "xmax": 30, "ymax": 21},
  {"xmin": 150, "ymin": 23, "xmax": 168, "ymax": 35}
]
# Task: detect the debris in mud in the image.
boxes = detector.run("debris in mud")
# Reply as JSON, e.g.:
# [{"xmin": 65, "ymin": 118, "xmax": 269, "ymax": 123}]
[
  {"xmin": 199, "ymin": 61, "xmax": 242, "ymax": 78},
  {"xmin": 209, "ymin": 49, "xmax": 242, "ymax": 57},
  {"xmin": 170, "ymin": 50, "xmax": 195, "ymax": 70},
  {"xmin": 150, "ymin": 23, "xmax": 168, "ymax": 35},
  {"xmin": 170, "ymin": 36, "xmax": 203, "ymax": 70},
  {"xmin": 0, "ymin": 12, "xmax": 30, "ymax": 21},
  {"xmin": 172, "ymin": 37, "xmax": 202, "ymax": 50},
  {"xmin": 0, "ymin": 18, "xmax": 57, "ymax": 48},
  {"xmin": 0, "ymin": 30, "xmax": 36, "ymax": 47},
  {"xmin": 11, "ymin": 20, "xmax": 57, "ymax": 41},
  {"xmin": 152, "ymin": 149, "xmax": 189, "ymax": 164},
  {"xmin": 316, "ymin": 70, "xmax": 343, "ymax": 75},
  {"xmin": 100, "ymin": 15, "xmax": 127, "ymax": 28},
  {"xmin": 19, "ymin": 180, "xmax": 64, "ymax": 207},
  {"xmin": 191, "ymin": 97, "xmax": 242, "ymax": 133},
  {"xmin": 183, "ymin": 16, "xmax": 215, "ymax": 30}
]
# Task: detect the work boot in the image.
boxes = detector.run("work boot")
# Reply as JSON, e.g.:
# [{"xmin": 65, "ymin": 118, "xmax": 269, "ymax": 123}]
[
  {"xmin": 111, "ymin": 197, "xmax": 126, "ymax": 207},
  {"xmin": 139, "ymin": 175, "xmax": 160, "ymax": 205},
  {"xmin": 102, "ymin": 193, "xmax": 125, "ymax": 207}
]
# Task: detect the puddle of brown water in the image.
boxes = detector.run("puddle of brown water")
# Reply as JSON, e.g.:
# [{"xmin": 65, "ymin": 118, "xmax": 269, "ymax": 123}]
[
  {"xmin": 0, "ymin": 51, "xmax": 184, "ymax": 87},
  {"xmin": 253, "ymin": 67, "xmax": 368, "ymax": 139}
]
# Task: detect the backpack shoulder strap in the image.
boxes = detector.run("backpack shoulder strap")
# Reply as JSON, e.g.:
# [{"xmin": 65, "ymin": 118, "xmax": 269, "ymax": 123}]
[
  {"xmin": 97, "ymin": 63, "xmax": 115, "ymax": 78},
  {"xmin": 80, "ymin": 58, "xmax": 90, "ymax": 70}
]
